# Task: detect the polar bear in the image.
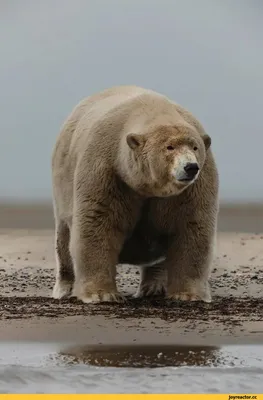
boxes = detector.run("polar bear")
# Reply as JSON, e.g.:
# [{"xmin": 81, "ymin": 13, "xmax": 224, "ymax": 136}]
[{"xmin": 51, "ymin": 85, "xmax": 219, "ymax": 304}]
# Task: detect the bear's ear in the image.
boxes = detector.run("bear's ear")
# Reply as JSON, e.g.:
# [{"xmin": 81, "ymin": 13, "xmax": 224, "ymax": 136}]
[
  {"xmin": 126, "ymin": 133, "xmax": 146, "ymax": 150},
  {"xmin": 203, "ymin": 134, "xmax": 211, "ymax": 150}
]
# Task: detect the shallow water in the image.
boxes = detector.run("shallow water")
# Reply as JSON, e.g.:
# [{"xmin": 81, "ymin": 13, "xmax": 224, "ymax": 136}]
[{"xmin": 0, "ymin": 343, "xmax": 262, "ymax": 393}]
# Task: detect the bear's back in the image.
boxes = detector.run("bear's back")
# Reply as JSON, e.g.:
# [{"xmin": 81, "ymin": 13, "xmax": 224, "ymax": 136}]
[{"xmin": 72, "ymin": 85, "xmax": 169, "ymax": 133}]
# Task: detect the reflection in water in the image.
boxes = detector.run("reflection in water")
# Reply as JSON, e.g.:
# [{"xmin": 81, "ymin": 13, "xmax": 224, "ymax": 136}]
[{"xmin": 58, "ymin": 345, "xmax": 221, "ymax": 368}]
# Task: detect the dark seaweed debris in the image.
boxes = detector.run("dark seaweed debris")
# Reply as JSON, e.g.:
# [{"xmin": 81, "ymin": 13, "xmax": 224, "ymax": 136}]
[{"xmin": 0, "ymin": 296, "xmax": 262, "ymax": 324}]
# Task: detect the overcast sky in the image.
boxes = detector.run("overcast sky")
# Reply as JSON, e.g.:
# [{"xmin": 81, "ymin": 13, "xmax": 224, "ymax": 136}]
[{"xmin": 1, "ymin": 0, "xmax": 262, "ymax": 203}]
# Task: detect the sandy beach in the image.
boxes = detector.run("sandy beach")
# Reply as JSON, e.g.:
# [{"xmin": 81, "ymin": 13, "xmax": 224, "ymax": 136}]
[{"xmin": 0, "ymin": 205, "xmax": 262, "ymax": 346}]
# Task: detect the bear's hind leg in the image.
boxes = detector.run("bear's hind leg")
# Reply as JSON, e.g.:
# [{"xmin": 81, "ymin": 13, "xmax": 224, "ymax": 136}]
[
  {"xmin": 135, "ymin": 261, "xmax": 167, "ymax": 298},
  {"xmin": 52, "ymin": 220, "xmax": 75, "ymax": 299}
]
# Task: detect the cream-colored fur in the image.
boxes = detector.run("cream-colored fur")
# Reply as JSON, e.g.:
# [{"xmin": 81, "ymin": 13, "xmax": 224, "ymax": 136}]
[{"xmin": 51, "ymin": 85, "xmax": 219, "ymax": 303}]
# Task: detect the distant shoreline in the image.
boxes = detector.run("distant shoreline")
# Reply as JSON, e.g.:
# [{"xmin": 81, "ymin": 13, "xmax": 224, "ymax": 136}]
[{"xmin": 0, "ymin": 202, "xmax": 262, "ymax": 232}]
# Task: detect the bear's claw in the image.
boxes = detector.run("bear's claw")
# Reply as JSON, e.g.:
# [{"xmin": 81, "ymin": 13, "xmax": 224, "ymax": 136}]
[
  {"xmin": 134, "ymin": 281, "xmax": 166, "ymax": 298},
  {"xmin": 168, "ymin": 291, "xmax": 211, "ymax": 303},
  {"xmin": 78, "ymin": 291, "xmax": 126, "ymax": 304}
]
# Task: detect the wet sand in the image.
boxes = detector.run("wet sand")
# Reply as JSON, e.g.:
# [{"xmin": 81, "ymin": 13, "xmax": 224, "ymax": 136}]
[{"xmin": 0, "ymin": 205, "xmax": 262, "ymax": 345}]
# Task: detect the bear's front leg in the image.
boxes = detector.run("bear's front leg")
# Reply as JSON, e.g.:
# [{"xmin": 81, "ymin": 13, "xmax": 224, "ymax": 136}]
[
  {"xmin": 165, "ymin": 219, "xmax": 216, "ymax": 303},
  {"xmin": 70, "ymin": 208, "xmax": 125, "ymax": 304},
  {"xmin": 69, "ymin": 183, "xmax": 140, "ymax": 304}
]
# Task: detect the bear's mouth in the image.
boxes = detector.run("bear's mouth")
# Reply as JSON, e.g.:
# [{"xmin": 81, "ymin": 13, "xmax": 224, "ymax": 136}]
[{"xmin": 178, "ymin": 177, "xmax": 194, "ymax": 182}]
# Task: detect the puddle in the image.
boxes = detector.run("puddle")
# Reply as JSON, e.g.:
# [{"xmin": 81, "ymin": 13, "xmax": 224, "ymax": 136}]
[{"xmin": 59, "ymin": 344, "xmax": 221, "ymax": 368}]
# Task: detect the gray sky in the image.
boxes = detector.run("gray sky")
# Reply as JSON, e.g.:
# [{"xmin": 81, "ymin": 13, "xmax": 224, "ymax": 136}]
[{"xmin": 1, "ymin": 0, "xmax": 263, "ymax": 203}]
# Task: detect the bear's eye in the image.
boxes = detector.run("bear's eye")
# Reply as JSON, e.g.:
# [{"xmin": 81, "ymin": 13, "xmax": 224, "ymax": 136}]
[
  {"xmin": 167, "ymin": 145, "xmax": 174, "ymax": 151},
  {"xmin": 193, "ymin": 146, "xmax": 198, "ymax": 151}
]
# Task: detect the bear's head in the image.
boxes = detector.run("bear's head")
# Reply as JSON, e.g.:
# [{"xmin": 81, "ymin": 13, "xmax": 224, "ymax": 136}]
[{"xmin": 125, "ymin": 124, "xmax": 211, "ymax": 197}]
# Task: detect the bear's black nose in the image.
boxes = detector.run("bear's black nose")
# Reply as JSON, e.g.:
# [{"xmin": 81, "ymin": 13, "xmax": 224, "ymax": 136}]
[{"xmin": 184, "ymin": 162, "xmax": 199, "ymax": 179}]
